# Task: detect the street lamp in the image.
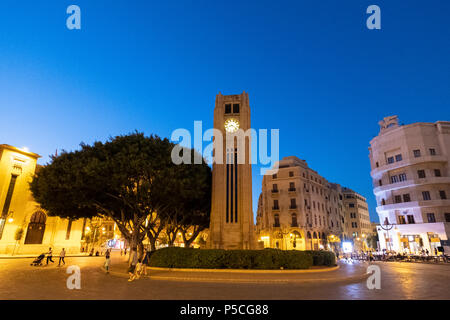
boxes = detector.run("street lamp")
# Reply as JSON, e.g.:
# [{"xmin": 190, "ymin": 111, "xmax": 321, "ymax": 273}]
[
  {"xmin": 7, "ymin": 211, "xmax": 14, "ymax": 223},
  {"xmin": 86, "ymin": 219, "xmax": 102, "ymax": 253},
  {"xmin": 379, "ymin": 218, "xmax": 394, "ymax": 252}
]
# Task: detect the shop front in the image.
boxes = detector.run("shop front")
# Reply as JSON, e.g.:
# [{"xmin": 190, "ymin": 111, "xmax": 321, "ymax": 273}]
[
  {"xmin": 428, "ymin": 233, "xmax": 442, "ymax": 255},
  {"xmin": 400, "ymin": 235, "xmax": 423, "ymax": 254}
]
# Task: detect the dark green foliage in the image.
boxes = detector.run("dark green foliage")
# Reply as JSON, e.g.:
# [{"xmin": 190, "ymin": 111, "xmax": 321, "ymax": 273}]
[
  {"xmin": 304, "ymin": 250, "xmax": 336, "ymax": 267},
  {"xmin": 29, "ymin": 132, "xmax": 212, "ymax": 253},
  {"xmin": 149, "ymin": 247, "xmax": 335, "ymax": 269}
]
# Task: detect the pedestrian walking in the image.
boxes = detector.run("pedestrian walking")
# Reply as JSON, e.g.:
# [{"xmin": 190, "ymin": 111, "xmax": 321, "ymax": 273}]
[
  {"xmin": 46, "ymin": 247, "xmax": 54, "ymax": 265},
  {"xmin": 104, "ymin": 249, "xmax": 111, "ymax": 274},
  {"xmin": 141, "ymin": 249, "xmax": 149, "ymax": 277},
  {"xmin": 58, "ymin": 248, "xmax": 66, "ymax": 266},
  {"xmin": 134, "ymin": 258, "xmax": 143, "ymax": 279},
  {"xmin": 128, "ymin": 249, "xmax": 138, "ymax": 282}
]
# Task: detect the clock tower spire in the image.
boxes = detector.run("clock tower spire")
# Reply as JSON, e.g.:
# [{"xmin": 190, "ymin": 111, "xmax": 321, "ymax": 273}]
[{"xmin": 207, "ymin": 91, "xmax": 256, "ymax": 250}]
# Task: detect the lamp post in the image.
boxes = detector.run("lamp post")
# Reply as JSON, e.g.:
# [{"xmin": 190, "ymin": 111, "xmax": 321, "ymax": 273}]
[
  {"xmin": 379, "ymin": 218, "xmax": 394, "ymax": 252},
  {"xmin": 86, "ymin": 219, "xmax": 102, "ymax": 254}
]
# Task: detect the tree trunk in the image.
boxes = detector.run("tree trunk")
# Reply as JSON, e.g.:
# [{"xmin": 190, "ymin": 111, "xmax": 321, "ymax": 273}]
[
  {"xmin": 182, "ymin": 227, "xmax": 203, "ymax": 248},
  {"xmin": 148, "ymin": 237, "xmax": 157, "ymax": 251},
  {"xmin": 137, "ymin": 243, "xmax": 144, "ymax": 259},
  {"xmin": 167, "ymin": 229, "xmax": 177, "ymax": 247}
]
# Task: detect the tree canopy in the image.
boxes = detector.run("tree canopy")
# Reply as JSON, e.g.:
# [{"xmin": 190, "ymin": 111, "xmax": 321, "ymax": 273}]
[{"xmin": 30, "ymin": 132, "xmax": 212, "ymax": 252}]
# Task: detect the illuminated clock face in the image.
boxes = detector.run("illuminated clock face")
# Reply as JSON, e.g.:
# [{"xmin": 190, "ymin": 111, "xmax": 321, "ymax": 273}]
[{"xmin": 224, "ymin": 118, "xmax": 240, "ymax": 133}]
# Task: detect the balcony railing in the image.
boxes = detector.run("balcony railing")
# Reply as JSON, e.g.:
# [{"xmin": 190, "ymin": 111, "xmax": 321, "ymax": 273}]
[
  {"xmin": 291, "ymin": 222, "xmax": 298, "ymax": 227},
  {"xmin": 288, "ymin": 188, "xmax": 296, "ymax": 192},
  {"xmin": 373, "ymin": 176, "xmax": 450, "ymax": 194},
  {"xmin": 271, "ymin": 189, "xmax": 279, "ymax": 193},
  {"xmin": 273, "ymin": 223, "xmax": 280, "ymax": 228},
  {"xmin": 289, "ymin": 205, "xmax": 297, "ymax": 209},
  {"xmin": 272, "ymin": 206, "xmax": 280, "ymax": 210}
]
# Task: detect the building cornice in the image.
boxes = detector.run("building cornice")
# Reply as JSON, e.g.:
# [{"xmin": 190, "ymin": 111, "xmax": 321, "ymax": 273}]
[{"xmin": 0, "ymin": 144, "xmax": 41, "ymax": 159}]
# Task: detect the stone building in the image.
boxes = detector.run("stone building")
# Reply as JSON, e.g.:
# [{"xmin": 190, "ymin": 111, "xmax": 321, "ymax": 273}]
[
  {"xmin": 0, "ymin": 144, "xmax": 85, "ymax": 255},
  {"xmin": 342, "ymin": 187, "xmax": 372, "ymax": 251},
  {"xmin": 369, "ymin": 116, "xmax": 450, "ymax": 254},
  {"xmin": 256, "ymin": 156, "xmax": 351, "ymax": 251}
]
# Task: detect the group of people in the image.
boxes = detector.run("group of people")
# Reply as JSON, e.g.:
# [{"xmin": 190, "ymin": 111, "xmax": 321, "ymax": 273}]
[
  {"xmin": 41, "ymin": 246, "xmax": 152, "ymax": 280},
  {"xmin": 127, "ymin": 248, "xmax": 150, "ymax": 282},
  {"xmin": 102, "ymin": 247, "xmax": 150, "ymax": 281},
  {"xmin": 44, "ymin": 247, "xmax": 66, "ymax": 266},
  {"xmin": 338, "ymin": 248, "xmax": 449, "ymax": 263}
]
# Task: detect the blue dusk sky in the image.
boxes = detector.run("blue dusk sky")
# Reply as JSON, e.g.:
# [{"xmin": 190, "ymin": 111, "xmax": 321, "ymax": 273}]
[{"xmin": 1, "ymin": 1, "xmax": 449, "ymax": 223}]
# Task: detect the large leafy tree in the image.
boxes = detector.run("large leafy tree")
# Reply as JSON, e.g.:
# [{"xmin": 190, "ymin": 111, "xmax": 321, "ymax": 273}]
[
  {"xmin": 172, "ymin": 151, "xmax": 211, "ymax": 248},
  {"xmin": 30, "ymin": 133, "xmax": 212, "ymax": 254},
  {"xmin": 148, "ymin": 148, "xmax": 211, "ymax": 248}
]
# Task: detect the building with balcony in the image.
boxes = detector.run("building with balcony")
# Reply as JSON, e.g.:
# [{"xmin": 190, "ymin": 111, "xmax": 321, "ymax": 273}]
[
  {"xmin": 256, "ymin": 156, "xmax": 360, "ymax": 252},
  {"xmin": 342, "ymin": 187, "xmax": 372, "ymax": 251},
  {"xmin": 369, "ymin": 116, "xmax": 450, "ymax": 254}
]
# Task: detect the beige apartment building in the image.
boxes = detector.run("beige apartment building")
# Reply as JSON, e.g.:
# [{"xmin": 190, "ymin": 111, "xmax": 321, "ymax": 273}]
[
  {"xmin": 342, "ymin": 187, "xmax": 372, "ymax": 251},
  {"xmin": 369, "ymin": 116, "xmax": 450, "ymax": 255},
  {"xmin": 256, "ymin": 156, "xmax": 355, "ymax": 252}
]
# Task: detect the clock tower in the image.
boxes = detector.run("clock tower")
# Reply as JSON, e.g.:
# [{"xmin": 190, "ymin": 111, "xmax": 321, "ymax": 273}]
[{"xmin": 207, "ymin": 91, "xmax": 256, "ymax": 250}]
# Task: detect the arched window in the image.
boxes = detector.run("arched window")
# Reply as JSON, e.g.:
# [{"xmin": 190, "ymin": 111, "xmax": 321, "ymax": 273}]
[
  {"xmin": 307, "ymin": 231, "xmax": 311, "ymax": 239},
  {"xmin": 292, "ymin": 231, "xmax": 302, "ymax": 238},
  {"xmin": 24, "ymin": 211, "xmax": 47, "ymax": 244},
  {"xmin": 313, "ymin": 232, "xmax": 317, "ymax": 239},
  {"xmin": 322, "ymin": 232, "xmax": 326, "ymax": 240}
]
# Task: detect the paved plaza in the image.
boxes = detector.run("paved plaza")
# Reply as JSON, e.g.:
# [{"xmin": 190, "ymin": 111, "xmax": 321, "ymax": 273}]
[{"xmin": 0, "ymin": 252, "xmax": 449, "ymax": 300}]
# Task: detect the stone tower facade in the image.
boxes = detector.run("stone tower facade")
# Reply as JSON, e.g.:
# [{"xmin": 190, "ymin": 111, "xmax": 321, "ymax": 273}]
[{"xmin": 208, "ymin": 92, "xmax": 256, "ymax": 249}]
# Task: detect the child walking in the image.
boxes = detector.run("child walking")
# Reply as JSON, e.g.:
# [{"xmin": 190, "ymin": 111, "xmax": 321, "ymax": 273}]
[
  {"xmin": 58, "ymin": 248, "xmax": 66, "ymax": 266},
  {"xmin": 104, "ymin": 249, "xmax": 111, "ymax": 274}
]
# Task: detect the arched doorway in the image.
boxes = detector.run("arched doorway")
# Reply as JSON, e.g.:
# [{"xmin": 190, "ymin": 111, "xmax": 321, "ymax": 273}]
[
  {"xmin": 290, "ymin": 231, "xmax": 302, "ymax": 250},
  {"xmin": 24, "ymin": 211, "xmax": 47, "ymax": 244}
]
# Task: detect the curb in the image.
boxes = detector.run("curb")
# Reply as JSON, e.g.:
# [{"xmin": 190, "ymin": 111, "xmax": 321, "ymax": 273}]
[
  {"xmin": 145, "ymin": 272, "xmax": 370, "ymax": 284},
  {"xmin": 0, "ymin": 255, "xmax": 102, "ymax": 259},
  {"xmin": 373, "ymin": 260, "xmax": 450, "ymax": 266},
  {"xmin": 147, "ymin": 265, "xmax": 340, "ymax": 273},
  {"xmin": 101, "ymin": 265, "xmax": 370, "ymax": 284}
]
